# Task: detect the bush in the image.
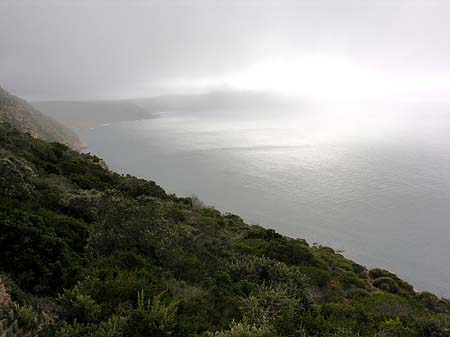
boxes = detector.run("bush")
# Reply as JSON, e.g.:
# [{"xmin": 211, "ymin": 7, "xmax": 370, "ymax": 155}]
[
  {"xmin": 16, "ymin": 304, "xmax": 38, "ymax": 331},
  {"xmin": 372, "ymin": 277, "xmax": 400, "ymax": 294},
  {"xmin": 0, "ymin": 156, "xmax": 35, "ymax": 200},
  {"xmin": 206, "ymin": 322, "xmax": 274, "ymax": 337},
  {"xmin": 0, "ymin": 208, "xmax": 83, "ymax": 293},
  {"xmin": 58, "ymin": 286, "xmax": 101, "ymax": 323}
]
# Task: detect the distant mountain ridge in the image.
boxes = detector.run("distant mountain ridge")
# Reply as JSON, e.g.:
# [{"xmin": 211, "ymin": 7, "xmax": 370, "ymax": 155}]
[
  {"xmin": 135, "ymin": 90, "xmax": 300, "ymax": 113},
  {"xmin": 31, "ymin": 90, "xmax": 301, "ymax": 131},
  {"xmin": 32, "ymin": 99, "xmax": 154, "ymax": 129},
  {"xmin": 0, "ymin": 86, "xmax": 85, "ymax": 150}
]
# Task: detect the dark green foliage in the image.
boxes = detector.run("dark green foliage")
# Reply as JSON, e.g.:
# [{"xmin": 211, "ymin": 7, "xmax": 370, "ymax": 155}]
[
  {"xmin": 0, "ymin": 122, "xmax": 449, "ymax": 337},
  {"xmin": 58, "ymin": 286, "xmax": 101, "ymax": 323},
  {"xmin": 0, "ymin": 155, "xmax": 35, "ymax": 200},
  {"xmin": 117, "ymin": 175, "xmax": 168, "ymax": 200},
  {"xmin": 0, "ymin": 207, "xmax": 85, "ymax": 293},
  {"xmin": 369, "ymin": 268, "xmax": 415, "ymax": 295}
]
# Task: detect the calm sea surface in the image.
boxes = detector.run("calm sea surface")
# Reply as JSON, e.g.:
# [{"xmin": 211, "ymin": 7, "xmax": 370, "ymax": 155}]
[{"xmin": 80, "ymin": 108, "xmax": 450, "ymax": 297}]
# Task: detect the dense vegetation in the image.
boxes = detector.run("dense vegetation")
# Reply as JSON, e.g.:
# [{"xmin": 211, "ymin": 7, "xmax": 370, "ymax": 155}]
[{"xmin": 1, "ymin": 122, "xmax": 450, "ymax": 337}]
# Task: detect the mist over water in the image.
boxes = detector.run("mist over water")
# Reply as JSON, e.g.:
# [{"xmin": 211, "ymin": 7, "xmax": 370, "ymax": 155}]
[{"xmin": 81, "ymin": 104, "xmax": 450, "ymax": 297}]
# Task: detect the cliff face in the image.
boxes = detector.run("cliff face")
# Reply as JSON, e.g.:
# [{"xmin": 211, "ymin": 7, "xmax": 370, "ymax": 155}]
[{"xmin": 0, "ymin": 87, "xmax": 85, "ymax": 150}]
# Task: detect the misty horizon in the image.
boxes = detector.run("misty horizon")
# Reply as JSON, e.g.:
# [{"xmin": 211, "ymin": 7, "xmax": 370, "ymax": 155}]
[{"xmin": 2, "ymin": 0, "xmax": 450, "ymax": 103}]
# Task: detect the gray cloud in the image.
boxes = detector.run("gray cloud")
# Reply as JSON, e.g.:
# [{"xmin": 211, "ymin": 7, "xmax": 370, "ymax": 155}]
[{"xmin": 1, "ymin": 0, "xmax": 450, "ymax": 100}]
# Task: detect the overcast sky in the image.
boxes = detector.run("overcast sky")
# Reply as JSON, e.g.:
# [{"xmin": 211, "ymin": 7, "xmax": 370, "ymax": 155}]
[{"xmin": 1, "ymin": 0, "xmax": 450, "ymax": 101}]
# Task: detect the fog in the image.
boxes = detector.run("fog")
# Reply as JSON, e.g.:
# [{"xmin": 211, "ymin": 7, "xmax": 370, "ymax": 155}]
[
  {"xmin": 1, "ymin": 0, "xmax": 450, "ymax": 103},
  {"xmin": 4, "ymin": 0, "xmax": 450, "ymax": 296}
]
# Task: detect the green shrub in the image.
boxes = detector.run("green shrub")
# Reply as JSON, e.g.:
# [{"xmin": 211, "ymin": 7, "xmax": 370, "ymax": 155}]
[
  {"xmin": 206, "ymin": 322, "xmax": 275, "ymax": 337},
  {"xmin": 58, "ymin": 286, "xmax": 101, "ymax": 323},
  {"xmin": 1, "ymin": 123, "xmax": 450, "ymax": 337}
]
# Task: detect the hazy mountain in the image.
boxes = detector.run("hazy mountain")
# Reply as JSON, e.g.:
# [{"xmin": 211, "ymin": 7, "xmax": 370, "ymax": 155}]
[
  {"xmin": 32, "ymin": 90, "xmax": 301, "ymax": 130},
  {"xmin": 32, "ymin": 100, "xmax": 154, "ymax": 129},
  {"xmin": 0, "ymin": 86, "xmax": 84, "ymax": 150},
  {"xmin": 135, "ymin": 90, "xmax": 300, "ymax": 114}
]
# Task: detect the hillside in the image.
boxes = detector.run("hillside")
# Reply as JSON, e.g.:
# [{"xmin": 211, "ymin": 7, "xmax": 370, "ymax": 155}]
[
  {"xmin": 0, "ymin": 87, "xmax": 84, "ymax": 150},
  {"xmin": 0, "ymin": 122, "xmax": 450, "ymax": 337}
]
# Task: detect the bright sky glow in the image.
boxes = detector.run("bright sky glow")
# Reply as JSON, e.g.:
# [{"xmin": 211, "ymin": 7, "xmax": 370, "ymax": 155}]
[{"xmin": 167, "ymin": 54, "xmax": 450, "ymax": 103}]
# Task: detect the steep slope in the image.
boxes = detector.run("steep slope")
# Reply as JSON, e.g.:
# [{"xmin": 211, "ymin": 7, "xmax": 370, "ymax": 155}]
[
  {"xmin": 0, "ymin": 86, "xmax": 85, "ymax": 150},
  {"xmin": 0, "ymin": 123, "xmax": 449, "ymax": 337}
]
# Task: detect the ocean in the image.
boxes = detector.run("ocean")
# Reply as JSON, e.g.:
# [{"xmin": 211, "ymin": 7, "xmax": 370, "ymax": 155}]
[{"xmin": 80, "ymin": 106, "xmax": 450, "ymax": 297}]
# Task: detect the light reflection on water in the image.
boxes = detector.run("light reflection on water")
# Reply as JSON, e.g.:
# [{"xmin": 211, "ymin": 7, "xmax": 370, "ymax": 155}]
[{"xmin": 81, "ymin": 109, "xmax": 450, "ymax": 297}]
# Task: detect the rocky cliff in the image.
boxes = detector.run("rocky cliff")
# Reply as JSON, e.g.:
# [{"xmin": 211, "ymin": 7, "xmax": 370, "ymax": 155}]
[{"xmin": 0, "ymin": 87, "xmax": 85, "ymax": 150}]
